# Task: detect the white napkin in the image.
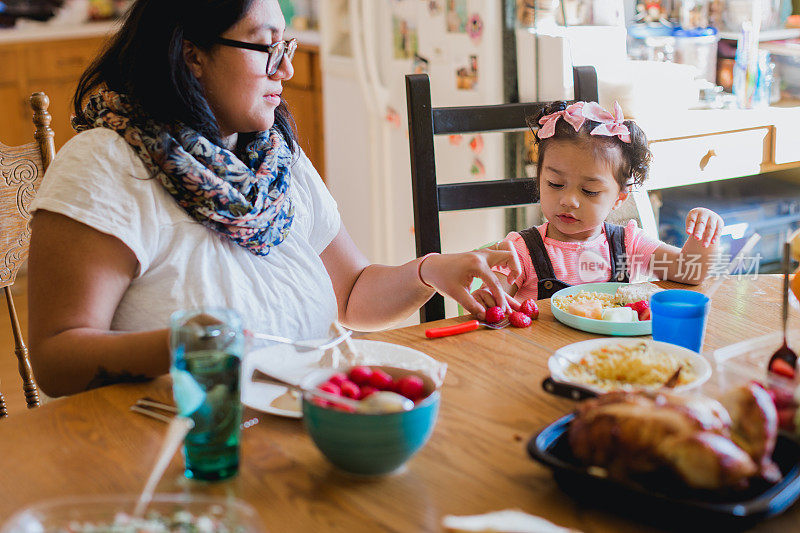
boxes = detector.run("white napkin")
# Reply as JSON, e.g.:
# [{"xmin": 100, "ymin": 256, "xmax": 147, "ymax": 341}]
[{"xmin": 442, "ymin": 510, "xmax": 580, "ymax": 533}]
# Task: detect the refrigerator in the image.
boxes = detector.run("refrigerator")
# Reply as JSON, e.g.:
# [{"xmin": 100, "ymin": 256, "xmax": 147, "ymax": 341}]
[{"xmin": 319, "ymin": 0, "xmax": 509, "ymax": 319}]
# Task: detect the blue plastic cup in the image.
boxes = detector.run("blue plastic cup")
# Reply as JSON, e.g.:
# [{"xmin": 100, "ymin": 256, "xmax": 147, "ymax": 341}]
[{"xmin": 650, "ymin": 290, "xmax": 710, "ymax": 353}]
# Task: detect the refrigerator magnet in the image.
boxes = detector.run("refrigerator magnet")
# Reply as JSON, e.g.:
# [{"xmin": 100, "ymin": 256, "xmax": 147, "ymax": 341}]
[
  {"xmin": 470, "ymin": 158, "xmax": 486, "ymax": 179},
  {"xmin": 467, "ymin": 13, "xmax": 483, "ymax": 44},
  {"xmin": 469, "ymin": 134, "xmax": 484, "ymax": 155},
  {"xmin": 427, "ymin": 0, "xmax": 442, "ymax": 16},
  {"xmin": 446, "ymin": 0, "xmax": 467, "ymax": 33},
  {"xmin": 385, "ymin": 107, "xmax": 401, "ymax": 129},
  {"xmin": 456, "ymin": 54, "xmax": 478, "ymax": 91},
  {"xmin": 392, "ymin": 16, "xmax": 418, "ymax": 59},
  {"xmin": 449, "ymin": 134, "xmax": 463, "ymax": 146}
]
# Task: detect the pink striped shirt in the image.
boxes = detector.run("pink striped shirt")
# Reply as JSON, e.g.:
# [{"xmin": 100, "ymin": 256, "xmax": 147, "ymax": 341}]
[{"xmin": 500, "ymin": 221, "xmax": 662, "ymax": 301}]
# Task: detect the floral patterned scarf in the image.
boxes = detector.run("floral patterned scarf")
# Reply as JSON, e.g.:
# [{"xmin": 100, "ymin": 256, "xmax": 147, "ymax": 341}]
[{"xmin": 74, "ymin": 90, "xmax": 294, "ymax": 256}]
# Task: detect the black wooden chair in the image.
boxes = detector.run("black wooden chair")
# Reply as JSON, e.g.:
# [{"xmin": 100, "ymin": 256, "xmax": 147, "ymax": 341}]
[{"xmin": 406, "ymin": 66, "xmax": 599, "ymax": 323}]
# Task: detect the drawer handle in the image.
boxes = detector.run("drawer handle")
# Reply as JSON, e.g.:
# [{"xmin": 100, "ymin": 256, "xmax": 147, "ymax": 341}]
[{"xmin": 699, "ymin": 149, "xmax": 717, "ymax": 170}]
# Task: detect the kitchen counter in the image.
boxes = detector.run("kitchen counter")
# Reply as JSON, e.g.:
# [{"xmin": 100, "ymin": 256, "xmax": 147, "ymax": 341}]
[{"xmin": 0, "ymin": 20, "xmax": 119, "ymax": 44}]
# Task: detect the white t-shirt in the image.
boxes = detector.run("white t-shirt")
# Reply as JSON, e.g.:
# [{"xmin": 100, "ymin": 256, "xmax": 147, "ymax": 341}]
[{"xmin": 31, "ymin": 128, "xmax": 341, "ymax": 339}]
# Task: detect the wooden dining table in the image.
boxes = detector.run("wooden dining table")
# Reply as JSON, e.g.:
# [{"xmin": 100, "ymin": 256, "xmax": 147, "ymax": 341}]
[{"xmin": 1, "ymin": 275, "xmax": 798, "ymax": 532}]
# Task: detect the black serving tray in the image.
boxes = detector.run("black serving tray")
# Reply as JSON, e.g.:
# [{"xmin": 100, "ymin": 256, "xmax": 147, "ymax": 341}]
[{"xmin": 528, "ymin": 414, "xmax": 800, "ymax": 530}]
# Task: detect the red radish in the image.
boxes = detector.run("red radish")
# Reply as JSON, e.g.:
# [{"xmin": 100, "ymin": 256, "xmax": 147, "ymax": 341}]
[
  {"xmin": 359, "ymin": 386, "xmax": 378, "ymax": 399},
  {"xmin": 348, "ymin": 366, "xmax": 374, "ymax": 385},
  {"xmin": 369, "ymin": 369, "xmax": 394, "ymax": 390},
  {"xmin": 520, "ymin": 299, "xmax": 539, "ymax": 320},
  {"xmin": 509, "ymin": 311, "xmax": 532, "ymax": 328},
  {"xmin": 339, "ymin": 380, "xmax": 360, "ymax": 399},
  {"xmin": 770, "ymin": 358, "xmax": 796, "ymax": 380},
  {"xmin": 396, "ymin": 375, "xmax": 425, "ymax": 400},
  {"xmin": 484, "ymin": 306, "xmax": 505, "ymax": 324},
  {"xmin": 328, "ymin": 373, "xmax": 348, "ymax": 387},
  {"xmin": 312, "ymin": 398, "xmax": 332, "ymax": 408},
  {"xmin": 318, "ymin": 383, "xmax": 341, "ymax": 396}
]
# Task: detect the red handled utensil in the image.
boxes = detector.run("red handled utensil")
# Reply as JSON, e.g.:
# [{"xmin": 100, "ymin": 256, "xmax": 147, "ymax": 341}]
[{"xmin": 425, "ymin": 317, "xmax": 510, "ymax": 338}]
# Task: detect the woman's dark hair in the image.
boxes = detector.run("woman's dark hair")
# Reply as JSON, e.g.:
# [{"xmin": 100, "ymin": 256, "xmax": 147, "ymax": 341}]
[
  {"xmin": 73, "ymin": 0, "xmax": 296, "ymax": 151},
  {"xmin": 527, "ymin": 101, "xmax": 651, "ymax": 190}
]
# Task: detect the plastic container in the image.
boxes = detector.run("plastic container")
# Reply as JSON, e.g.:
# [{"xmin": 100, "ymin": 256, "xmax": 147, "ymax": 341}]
[
  {"xmin": 713, "ymin": 330, "xmax": 800, "ymax": 434},
  {"xmin": 1, "ymin": 494, "xmax": 262, "ymax": 532},
  {"xmin": 673, "ymin": 27, "xmax": 719, "ymax": 82},
  {"xmin": 773, "ymin": 53, "xmax": 800, "ymax": 99}
]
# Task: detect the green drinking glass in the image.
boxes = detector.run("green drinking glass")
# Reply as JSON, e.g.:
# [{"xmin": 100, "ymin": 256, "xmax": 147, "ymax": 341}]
[{"xmin": 169, "ymin": 308, "xmax": 244, "ymax": 481}]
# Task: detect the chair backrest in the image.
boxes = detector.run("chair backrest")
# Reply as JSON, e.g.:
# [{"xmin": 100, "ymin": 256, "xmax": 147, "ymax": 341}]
[
  {"xmin": 406, "ymin": 67, "xmax": 599, "ymax": 322},
  {"xmin": 0, "ymin": 92, "xmax": 55, "ymax": 415}
]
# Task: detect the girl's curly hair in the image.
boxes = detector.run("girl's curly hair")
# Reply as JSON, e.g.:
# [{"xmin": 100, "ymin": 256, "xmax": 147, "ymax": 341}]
[{"xmin": 526, "ymin": 101, "xmax": 652, "ymax": 190}]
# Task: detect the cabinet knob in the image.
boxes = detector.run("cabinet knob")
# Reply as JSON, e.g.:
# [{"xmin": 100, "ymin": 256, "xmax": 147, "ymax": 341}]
[{"xmin": 699, "ymin": 149, "xmax": 717, "ymax": 170}]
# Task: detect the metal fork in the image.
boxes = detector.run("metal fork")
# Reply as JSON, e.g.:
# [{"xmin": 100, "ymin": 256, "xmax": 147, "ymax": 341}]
[
  {"xmin": 130, "ymin": 398, "xmax": 260, "ymax": 430},
  {"xmin": 245, "ymin": 328, "xmax": 353, "ymax": 352},
  {"xmin": 424, "ymin": 317, "xmax": 511, "ymax": 338}
]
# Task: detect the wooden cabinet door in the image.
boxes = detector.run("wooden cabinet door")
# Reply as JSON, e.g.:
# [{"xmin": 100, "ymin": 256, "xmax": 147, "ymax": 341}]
[
  {"xmin": 283, "ymin": 86, "xmax": 324, "ymax": 177},
  {"xmin": 0, "ymin": 85, "xmax": 27, "ymax": 147}
]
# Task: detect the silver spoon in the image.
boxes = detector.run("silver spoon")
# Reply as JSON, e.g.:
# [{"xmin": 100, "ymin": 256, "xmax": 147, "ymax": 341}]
[{"xmin": 251, "ymin": 369, "xmax": 414, "ymax": 413}]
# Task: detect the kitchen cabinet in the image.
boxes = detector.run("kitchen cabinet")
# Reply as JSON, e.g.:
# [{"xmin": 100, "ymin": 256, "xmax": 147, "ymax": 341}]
[
  {"xmin": 283, "ymin": 44, "xmax": 325, "ymax": 178},
  {"xmin": 0, "ymin": 35, "xmax": 105, "ymax": 150},
  {"xmin": 0, "ymin": 31, "xmax": 325, "ymax": 180}
]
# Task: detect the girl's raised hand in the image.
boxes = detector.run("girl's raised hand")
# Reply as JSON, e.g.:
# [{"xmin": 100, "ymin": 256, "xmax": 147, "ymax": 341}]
[
  {"xmin": 686, "ymin": 207, "xmax": 724, "ymax": 248},
  {"xmin": 419, "ymin": 241, "xmax": 522, "ymax": 320}
]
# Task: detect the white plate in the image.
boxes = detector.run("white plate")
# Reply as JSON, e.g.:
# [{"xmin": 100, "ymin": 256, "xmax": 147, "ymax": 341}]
[
  {"xmin": 550, "ymin": 282, "xmax": 652, "ymax": 336},
  {"xmin": 241, "ymin": 338, "xmax": 443, "ymax": 419},
  {"xmin": 548, "ymin": 338, "xmax": 712, "ymax": 395}
]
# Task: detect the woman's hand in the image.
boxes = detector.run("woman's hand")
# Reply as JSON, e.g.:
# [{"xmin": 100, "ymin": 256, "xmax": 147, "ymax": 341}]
[
  {"xmin": 419, "ymin": 240, "xmax": 522, "ymax": 319},
  {"xmin": 686, "ymin": 207, "xmax": 724, "ymax": 248}
]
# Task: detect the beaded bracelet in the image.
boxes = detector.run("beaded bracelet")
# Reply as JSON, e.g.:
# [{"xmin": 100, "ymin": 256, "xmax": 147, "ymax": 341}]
[{"xmin": 417, "ymin": 252, "xmax": 439, "ymax": 289}]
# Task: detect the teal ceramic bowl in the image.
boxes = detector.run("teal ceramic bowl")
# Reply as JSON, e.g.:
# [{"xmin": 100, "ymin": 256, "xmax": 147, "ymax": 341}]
[{"xmin": 300, "ymin": 366, "xmax": 440, "ymax": 476}]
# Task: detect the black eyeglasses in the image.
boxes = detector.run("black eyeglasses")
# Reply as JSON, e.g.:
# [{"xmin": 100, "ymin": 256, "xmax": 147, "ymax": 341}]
[{"xmin": 215, "ymin": 37, "xmax": 298, "ymax": 76}]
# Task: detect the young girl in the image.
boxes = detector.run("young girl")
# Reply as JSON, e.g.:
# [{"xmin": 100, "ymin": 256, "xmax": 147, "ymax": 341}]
[{"xmin": 473, "ymin": 100, "xmax": 724, "ymax": 308}]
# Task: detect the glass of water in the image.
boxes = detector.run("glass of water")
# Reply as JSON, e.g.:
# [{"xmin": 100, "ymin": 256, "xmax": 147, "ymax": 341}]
[{"xmin": 169, "ymin": 308, "xmax": 244, "ymax": 481}]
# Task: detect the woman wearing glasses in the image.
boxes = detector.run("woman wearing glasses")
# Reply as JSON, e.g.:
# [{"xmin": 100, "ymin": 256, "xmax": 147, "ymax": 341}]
[{"xmin": 26, "ymin": 0, "xmax": 520, "ymax": 396}]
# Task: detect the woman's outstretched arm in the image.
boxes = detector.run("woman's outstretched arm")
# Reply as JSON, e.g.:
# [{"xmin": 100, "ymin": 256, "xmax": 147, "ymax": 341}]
[
  {"xmin": 320, "ymin": 226, "xmax": 521, "ymax": 331},
  {"xmin": 27, "ymin": 210, "xmax": 170, "ymax": 397}
]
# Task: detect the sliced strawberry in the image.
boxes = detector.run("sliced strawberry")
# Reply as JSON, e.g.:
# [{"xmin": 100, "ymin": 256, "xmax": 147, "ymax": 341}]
[
  {"xmin": 772, "ymin": 386, "xmax": 796, "ymax": 409},
  {"xmin": 770, "ymin": 358, "xmax": 796, "ymax": 380},
  {"xmin": 625, "ymin": 300, "xmax": 650, "ymax": 321}
]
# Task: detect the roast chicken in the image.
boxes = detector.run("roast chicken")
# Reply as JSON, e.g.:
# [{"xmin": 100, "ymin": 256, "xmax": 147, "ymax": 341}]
[{"xmin": 568, "ymin": 383, "xmax": 779, "ymax": 490}]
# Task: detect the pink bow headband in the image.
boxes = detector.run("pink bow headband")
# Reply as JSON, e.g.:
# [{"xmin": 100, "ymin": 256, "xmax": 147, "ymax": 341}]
[{"xmin": 537, "ymin": 101, "xmax": 631, "ymax": 144}]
